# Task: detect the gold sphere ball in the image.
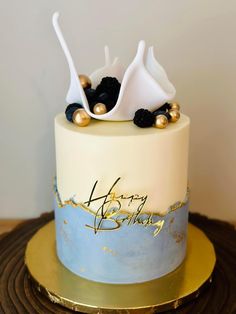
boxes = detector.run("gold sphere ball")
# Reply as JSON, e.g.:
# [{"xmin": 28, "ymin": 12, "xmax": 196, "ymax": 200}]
[
  {"xmin": 154, "ymin": 115, "xmax": 168, "ymax": 129},
  {"xmin": 169, "ymin": 109, "xmax": 180, "ymax": 122},
  {"xmin": 93, "ymin": 103, "xmax": 107, "ymax": 115},
  {"xmin": 78, "ymin": 74, "xmax": 92, "ymax": 89},
  {"xmin": 170, "ymin": 102, "xmax": 180, "ymax": 111},
  {"xmin": 72, "ymin": 108, "xmax": 91, "ymax": 127}
]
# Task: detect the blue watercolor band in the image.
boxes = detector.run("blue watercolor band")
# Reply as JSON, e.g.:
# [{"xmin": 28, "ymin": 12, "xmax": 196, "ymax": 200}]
[{"xmin": 54, "ymin": 197, "xmax": 188, "ymax": 284}]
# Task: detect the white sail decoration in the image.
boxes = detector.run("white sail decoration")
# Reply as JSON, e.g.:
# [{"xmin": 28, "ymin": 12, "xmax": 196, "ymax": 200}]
[
  {"xmin": 52, "ymin": 12, "xmax": 85, "ymax": 105},
  {"xmin": 89, "ymin": 46, "xmax": 125, "ymax": 88},
  {"xmin": 52, "ymin": 12, "xmax": 176, "ymax": 121},
  {"xmin": 145, "ymin": 46, "xmax": 176, "ymax": 98}
]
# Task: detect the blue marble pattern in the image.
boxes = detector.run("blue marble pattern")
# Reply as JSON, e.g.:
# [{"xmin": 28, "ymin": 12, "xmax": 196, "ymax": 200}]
[{"xmin": 54, "ymin": 198, "xmax": 188, "ymax": 284}]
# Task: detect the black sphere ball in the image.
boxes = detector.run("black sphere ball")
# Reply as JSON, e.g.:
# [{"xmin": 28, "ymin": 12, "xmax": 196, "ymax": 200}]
[
  {"xmin": 133, "ymin": 109, "xmax": 155, "ymax": 128},
  {"xmin": 154, "ymin": 103, "xmax": 171, "ymax": 113},
  {"xmin": 65, "ymin": 103, "xmax": 83, "ymax": 113},
  {"xmin": 65, "ymin": 103, "xmax": 83, "ymax": 122},
  {"xmin": 84, "ymin": 88, "xmax": 96, "ymax": 104},
  {"xmin": 153, "ymin": 103, "xmax": 171, "ymax": 116},
  {"xmin": 153, "ymin": 110, "xmax": 171, "ymax": 120},
  {"xmin": 88, "ymin": 101, "xmax": 97, "ymax": 112}
]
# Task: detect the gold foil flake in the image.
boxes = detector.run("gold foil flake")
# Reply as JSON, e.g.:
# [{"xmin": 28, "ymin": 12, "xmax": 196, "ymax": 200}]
[
  {"xmin": 172, "ymin": 231, "xmax": 185, "ymax": 244},
  {"xmin": 102, "ymin": 246, "xmax": 117, "ymax": 256},
  {"xmin": 153, "ymin": 220, "xmax": 165, "ymax": 237}
]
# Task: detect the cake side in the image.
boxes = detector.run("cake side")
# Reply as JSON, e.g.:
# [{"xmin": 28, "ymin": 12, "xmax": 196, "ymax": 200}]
[
  {"xmin": 55, "ymin": 199, "xmax": 188, "ymax": 284},
  {"xmin": 54, "ymin": 114, "xmax": 190, "ymax": 283}
]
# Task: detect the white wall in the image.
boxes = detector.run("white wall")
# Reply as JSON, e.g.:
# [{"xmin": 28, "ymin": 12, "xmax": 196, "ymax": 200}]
[{"xmin": 0, "ymin": 0, "xmax": 236, "ymax": 220}]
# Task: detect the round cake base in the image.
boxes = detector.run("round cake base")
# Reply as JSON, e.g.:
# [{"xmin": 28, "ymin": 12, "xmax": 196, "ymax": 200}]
[{"xmin": 25, "ymin": 221, "xmax": 216, "ymax": 313}]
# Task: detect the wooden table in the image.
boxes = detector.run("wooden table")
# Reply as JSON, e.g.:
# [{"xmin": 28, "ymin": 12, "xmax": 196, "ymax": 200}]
[{"xmin": 0, "ymin": 219, "xmax": 24, "ymax": 235}]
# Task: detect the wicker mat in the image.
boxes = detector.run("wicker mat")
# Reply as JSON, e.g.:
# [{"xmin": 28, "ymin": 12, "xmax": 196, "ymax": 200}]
[{"xmin": 0, "ymin": 212, "xmax": 236, "ymax": 314}]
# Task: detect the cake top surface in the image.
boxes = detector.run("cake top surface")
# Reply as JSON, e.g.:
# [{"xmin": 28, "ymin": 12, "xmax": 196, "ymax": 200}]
[{"xmin": 55, "ymin": 113, "xmax": 190, "ymax": 137}]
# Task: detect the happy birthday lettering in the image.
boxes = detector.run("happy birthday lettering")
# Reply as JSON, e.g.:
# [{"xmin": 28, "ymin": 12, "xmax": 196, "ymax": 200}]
[{"xmin": 83, "ymin": 177, "xmax": 164, "ymax": 236}]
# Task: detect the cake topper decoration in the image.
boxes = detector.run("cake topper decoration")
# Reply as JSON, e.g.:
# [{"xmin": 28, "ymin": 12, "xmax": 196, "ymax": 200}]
[
  {"xmin": 133, "ymin": 102, "xmax": 180, "ymax": 129},
  {"xmin": 65, "ymin": 103, "xmax": 82, "ymax": 122},
  {"xmin": 52, "ymin": 12, "xmax": 176, "ymax": 121},
  {"xmin": 54, "ymin": 177, "xmax": 189, "ymax": 236},
  {"xmin": 78, "ymin": 75, "xmax": 91, "ymax": 89},
  {"xmin": 72, "ymin": 108, "xmax": 91, "ymax": 127}
]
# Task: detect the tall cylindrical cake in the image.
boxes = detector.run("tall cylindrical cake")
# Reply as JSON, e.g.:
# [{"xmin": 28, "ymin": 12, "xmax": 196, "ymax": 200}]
[
  {"xmin": 54, "ymin": 113, "xmax": 190, "ymax": 284},
  {"xmin": 52, "ymin": 15, "xmax": 190, "ymax": 284}
]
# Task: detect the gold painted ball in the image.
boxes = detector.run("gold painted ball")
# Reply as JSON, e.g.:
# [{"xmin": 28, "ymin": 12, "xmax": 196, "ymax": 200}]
[
  {"xmin": 169, "ymin": 109, "xmax": 180, "ymax": 123},
  {"xmin": 72, "ymin": 108, "xmax": 91, "ymax": 127},
  {"xmin": 154, "ymin": 115, "xmax": 168, "ymax": 129},
  {"xmin": 170, "ymin": 102, "xmax": 180, "ymax": 111},
  {"xmin": 93, "ymin": 103, "xmax": 107, "ymax": 115},
  {"xmin": 78, "ymin": 74, "xmax": 92, "ymax": 89}
]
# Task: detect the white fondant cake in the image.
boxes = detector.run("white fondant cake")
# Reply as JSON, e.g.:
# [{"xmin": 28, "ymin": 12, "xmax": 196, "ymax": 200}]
[
  {"xmin": 52, "ymin": 12, "xmax": 190, "ymax": 284},
  {"xmin": 54, "ymin": 113, "xmax": 190, "ymax": 284}
]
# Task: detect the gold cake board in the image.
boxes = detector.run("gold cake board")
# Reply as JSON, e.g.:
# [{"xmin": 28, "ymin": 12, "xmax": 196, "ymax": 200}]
[{"xmin": 25, "ymin": 221, "xmax": 216, "ymax": 313}]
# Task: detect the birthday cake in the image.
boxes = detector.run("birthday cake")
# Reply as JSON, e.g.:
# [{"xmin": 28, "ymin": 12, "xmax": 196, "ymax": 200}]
[{"xmin": 53, "ymin": 13, "xmax": 190, "ymax": 284}]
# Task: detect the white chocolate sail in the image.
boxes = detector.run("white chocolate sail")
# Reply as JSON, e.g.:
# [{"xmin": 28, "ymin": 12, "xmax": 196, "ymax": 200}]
[
  {"xmin": 89, "ymin": 46, "xmax": 125, "ymax": 88},
  {"xmin": 52, "ymin": 12, "xmax": 176, "ymax": 121},
  {"xmin": 52, "ymin": 12, "xmax": 84, "ymax": 105},
  {"xmin": 145, "ymin": 46, "xmax": 176, "ymax": 98}
]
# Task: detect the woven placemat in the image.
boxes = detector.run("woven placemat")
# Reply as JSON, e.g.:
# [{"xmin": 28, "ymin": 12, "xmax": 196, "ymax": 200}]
[{"xmin": 0, "ymin": 212, "xmax": 236, "ymax": 314}]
